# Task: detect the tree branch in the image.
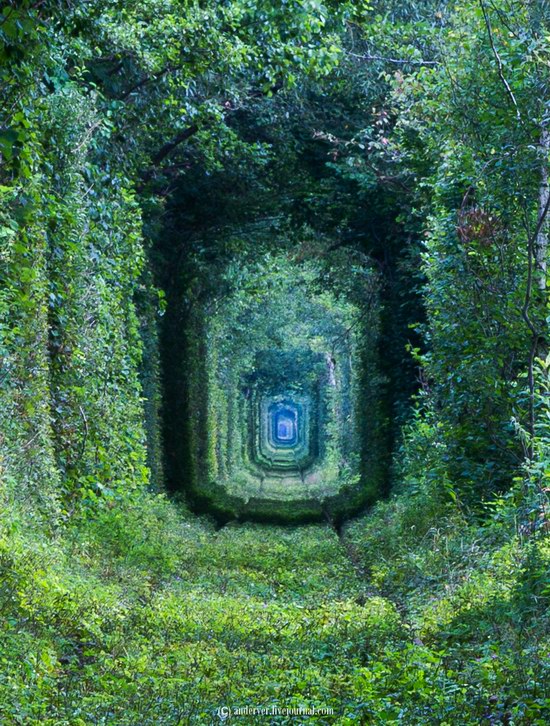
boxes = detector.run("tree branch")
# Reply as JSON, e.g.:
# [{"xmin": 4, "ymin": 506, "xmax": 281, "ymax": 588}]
[
  {"xmin": 479, "ymin": 0, "xmax": 521, "ymax": 121},
  {"xmin": 152, "ymin": 124, "xmax": 199, "ymax": 166},
  {"xmin": 347, "ymin": 51, "xmax": 437, "ymax": 66},
  {"xmin": 117, "ymin": 65, "xmax": 176, "ymax": 101}
]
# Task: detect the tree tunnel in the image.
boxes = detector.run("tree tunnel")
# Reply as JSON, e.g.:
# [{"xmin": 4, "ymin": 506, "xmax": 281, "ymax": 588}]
[
  {"xmin": 160, "ymin": 233, "xmax": 391, "ymax": 524},
  {"xmin": 132, "ymin": 37, "xmax": 429, "ymax": 526}
]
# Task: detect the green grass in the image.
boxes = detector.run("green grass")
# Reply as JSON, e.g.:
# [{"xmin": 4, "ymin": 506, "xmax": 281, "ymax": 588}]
[{"xmin": 0, "ymin": 489, "xmax": 549, "ymax": 724}]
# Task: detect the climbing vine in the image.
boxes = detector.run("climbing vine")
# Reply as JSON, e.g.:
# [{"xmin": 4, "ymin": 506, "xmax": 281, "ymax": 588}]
[{"xmin": 0, "ymin": 1, "xmax": 549, "ymax": 722}]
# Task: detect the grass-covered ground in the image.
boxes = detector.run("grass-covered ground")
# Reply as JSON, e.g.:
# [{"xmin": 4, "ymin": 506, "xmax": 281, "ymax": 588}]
[{"xmin": 1, "ymin": 483, "xmax": 549, "ymax": 724}]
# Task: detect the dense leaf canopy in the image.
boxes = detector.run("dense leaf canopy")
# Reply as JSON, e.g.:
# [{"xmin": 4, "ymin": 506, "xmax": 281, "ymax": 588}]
[{"xmin": 0, "ymin": 0, "xmax": 549, "ymax": 722}]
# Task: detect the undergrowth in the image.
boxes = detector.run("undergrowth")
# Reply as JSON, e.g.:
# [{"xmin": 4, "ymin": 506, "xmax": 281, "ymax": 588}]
[{"xmin": 0, "ymin": 471, "xmax": 548, "ymax": 724}]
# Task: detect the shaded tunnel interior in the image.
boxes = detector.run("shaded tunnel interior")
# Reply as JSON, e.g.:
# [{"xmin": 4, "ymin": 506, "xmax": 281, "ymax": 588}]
[
  {"xmin": 154, "ymin": 224, "xmax": 421, "ymax": 524},
  {"xmin": 152, "ymin": 112, "xmax": 424, "ymax": 525}
]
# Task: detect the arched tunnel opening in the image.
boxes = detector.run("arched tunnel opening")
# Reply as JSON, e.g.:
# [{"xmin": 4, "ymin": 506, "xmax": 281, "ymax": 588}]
[
  {"xmin": 152, "ymin": 108, "xmax": 424, "ymax": 527},
  {"xmin": 156, "ymin": 218, "xmax": 420, "ymax": 525}
]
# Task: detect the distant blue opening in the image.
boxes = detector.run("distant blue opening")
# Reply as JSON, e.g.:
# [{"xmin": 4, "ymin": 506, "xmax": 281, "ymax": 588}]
[
  {"xmin": 270, "ymin": 405, "xmax": 299, "ymax": 447},
  {"xmin": 276, "ymin": 415, "xmax": 294, "ymax": 441}
]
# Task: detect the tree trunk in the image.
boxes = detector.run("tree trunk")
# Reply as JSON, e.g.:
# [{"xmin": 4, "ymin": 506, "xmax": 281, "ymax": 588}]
[{"xmin": 535, "ymin": 126, "xmax": 549, "ymax": 290}]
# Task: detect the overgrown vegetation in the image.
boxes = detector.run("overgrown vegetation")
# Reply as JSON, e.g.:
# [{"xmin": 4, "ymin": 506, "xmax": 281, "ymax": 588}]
[{"xmin": 1, "ymin": 0, "xmax": 549, "ymax": 723}]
